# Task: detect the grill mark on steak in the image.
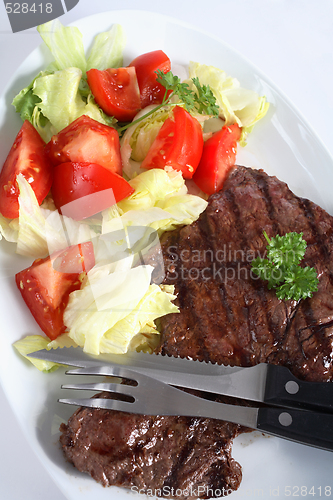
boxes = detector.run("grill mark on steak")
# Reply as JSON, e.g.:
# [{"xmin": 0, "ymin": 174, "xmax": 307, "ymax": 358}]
[
  {"xmin": 192, "ymin": 282, "xmax": 219, "ymax": 363},
  {"xmin": 215, "ymin": 189, "xmax": 245, "ymax": 244},
  {"xmin": 274, "ymin": 300, "xmax": 301, "ymax": 361},
  {"xmin": 254, "ymin": 170, "xmax": 281, "ymax": 235},
  {"xmin": 160, "ymin": 418, "xmax": 200, "ymax": 490},
  {"xmin": 299, "ymin": 197, "xmax": 333, "ymax": 285},
  {"xmin": 60, "ymin": 165, "xmax": 333, "ymax": 498},
  {"xmin": 255, "ymin": 281, "xmax": 282, "ymax": 351}
]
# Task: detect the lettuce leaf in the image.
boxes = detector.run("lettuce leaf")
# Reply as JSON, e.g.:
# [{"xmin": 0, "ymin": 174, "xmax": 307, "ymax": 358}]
[
  {"xmin": 37, "ymin": 19, "xmax": 126, "ymax": 75},
  {"xmin": 86, "ymin": 23, "xmax": 126, "ymax": 71},
  {"xmin": 33, "ymin": 67, "xmax": 86, "ymax": 134},
  {"xmin": 12, "ymin": 20, "xmax": 123, "ymax": 141},
  {"xmin": 12, "ymin": 73, "xmax": 44, "ymax": 122},
  {"xmin": 120, "ymin": 106, "xmax": 170, "ymax": 179},
  {"xmin": 13, "ymin": 68, "xmax": 115, "ymax": 142},
  {"xmin": 100, "ymin": 169, "xmax": 207, "ymax": 253},
  {"xmin": 32, "ymin": 68, "xmax": 113, "ymax": 140},
  {"xmin": 154, "ymin": 193, "xmax": 209, "ymax": 231},
  {"xmin": 239, "ymin": 96, "xmax": 270, "ymax": 145},
  {"xmin": 99, "ymin": 283, "xmax": 178, "ymax": 353},
  {"xmin": 0, "ymin": 213, "xmax": 18, "ymax": 242},
  {"xmin": 114, "ymin": 168, "xmax": 207, "ymax": 230},
  {"xmin": 188, "ymin": 62, "xmax": 269, "ymax": 142},
  {"xmin": 16, "ymin": 174, "xmax": 59, "ymax": 257},
  {"xmin": 98, "ymin": 168, "xmax": 207, "ymax": 284},
  {"xmin": 12, "ymin": 70, "xmax": 54, "ymax": 139},
  {"xmin": 37, "ymin": 19, "xmax": 86, "ymax": 73},
  {"xmin": 128, "ymin": 107, "xmax": 171, "ymax": 162},
  {"xmin": 63, "ymin": 264, "xmax": 176, "ymax": 354},
  {"xmin": 13, "ymin": 335, "xmax": 61, "ymax": 372},
  {"xmin": 117, "ymin": 168, "xmax": 186, "ymax": 212}
]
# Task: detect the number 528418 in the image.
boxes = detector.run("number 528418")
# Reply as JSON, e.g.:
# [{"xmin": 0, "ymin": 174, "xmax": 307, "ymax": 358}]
[{"xmin": 5, "ymin": 2, "xmax": 53, "ymax": 14}]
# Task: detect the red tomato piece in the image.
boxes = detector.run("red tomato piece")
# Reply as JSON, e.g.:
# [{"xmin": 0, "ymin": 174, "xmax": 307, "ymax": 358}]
[
  {"xmin": 15, "ymin": 242, "xmax": 95, "ymax": 340},
  {"xmin": 52, "ymin": 241, "xmax": 95, "ymax": 274},
  {"xmin": 0, "ymin": 120, "xmax": 52, "ymax": 219},
  {"xmin": 140, "ymin": 106, "xmax": 204, "ymax": 179},
  {"xmin": 193, "ymin": 124, "xmax": 241, "ymax": 195},
  {"xmin": 129, "ymin": 50, "xmax": 171, "ymax": 108},
  {"xmin": 45, "ymin": 115, "xmax": 122, "ymax": 176},
  {"xmin": 52, "ymin": 161, "xmax": 134, "ymax": 220},
  {"xmin": 86, "ymin": 67, "xmax": 141, "ymax": 122}
]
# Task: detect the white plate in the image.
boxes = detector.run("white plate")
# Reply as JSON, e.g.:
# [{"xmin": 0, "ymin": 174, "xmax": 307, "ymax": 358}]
[{"xmin": 0, "ymin": 10, "xmax": 333, "ymax": 500}]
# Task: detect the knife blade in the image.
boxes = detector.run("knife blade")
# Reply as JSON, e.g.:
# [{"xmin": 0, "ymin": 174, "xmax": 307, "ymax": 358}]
[{"xmin": 28, "ymin": 347, "xmax": 333, "ymax": 412}]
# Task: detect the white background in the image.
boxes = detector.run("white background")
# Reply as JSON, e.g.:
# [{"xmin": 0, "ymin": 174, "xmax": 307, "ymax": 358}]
[{"xmin": 0, "ymin": 1, "xmax": 333, "ymax": 499}]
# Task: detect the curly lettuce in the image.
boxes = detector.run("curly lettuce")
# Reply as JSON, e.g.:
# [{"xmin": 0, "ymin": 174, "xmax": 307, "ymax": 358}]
[
  {"xmin": 12, "ymin": 20, "xmax": 125, "ymax": 142},
  {"xmin": 63, "ymin": 264, "xmax": 178, "ymax": 355},
  {"xmin": 187, "ymin": 62, "xmax": 269, "ymax": 144}
]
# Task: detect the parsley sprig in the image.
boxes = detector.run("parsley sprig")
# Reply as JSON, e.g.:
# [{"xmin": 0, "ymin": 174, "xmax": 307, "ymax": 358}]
[
  {"xmin": 118, "ymin": 70, "xmax": 219, "ymax": 133},
  {"xmin": 155, "ymin": 71, "xmax": 220, "ymax": 116},
  {"xmin": 251, "ymin": 231, "xmax": 319, "ymax": 301}
]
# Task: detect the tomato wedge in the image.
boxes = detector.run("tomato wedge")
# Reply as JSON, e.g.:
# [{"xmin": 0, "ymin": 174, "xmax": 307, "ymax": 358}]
[
  {"xmin": 52, "ymin": 161, "xmax": 134, "ymax": 220},
  {"xmin": 129, "ymin": 50, "xmax": 171, "ymax": 108},
  {"xmin": 52, "ymin": 242, "xmax": 95, "ymax": 274},
  {"xmin": 87, "ymin": 67, "xmax": 141, "ymax": 122},
  {"xmin": 45, "ymin": 115, "xmax": 122, "ymax": 176},
  {"xmin": 15, "ymin": 242, "xmax": 95, "ymax": 340},
  {"xmin": 0, "ymin": 120, "xmax": 52, "ymax": 219},
  {"xmin": 140, "ymin": 106, "xmax": 204, "ymax": 179},
  {"xmin": 193, "ymin": 124, "xmax": 241, "ymax": 195}
]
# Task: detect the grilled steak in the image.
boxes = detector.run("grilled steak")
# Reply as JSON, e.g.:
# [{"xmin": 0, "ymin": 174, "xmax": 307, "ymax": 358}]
[
  {"xmin": 60, "ymin": 392, "xmax": 243, "ymax": 499},
  {"xmin": 158, "ymin": 165, "xmax": 333, "ymax": 382},
  {"xmin": 60, "ymin": 165, "xmax": 333, "ymax": 497}
]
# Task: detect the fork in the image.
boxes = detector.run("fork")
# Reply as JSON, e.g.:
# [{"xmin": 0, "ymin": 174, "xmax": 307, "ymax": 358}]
[{"xmin": 59, "ymin": 364, "xmax": 333, "ymax": 452}]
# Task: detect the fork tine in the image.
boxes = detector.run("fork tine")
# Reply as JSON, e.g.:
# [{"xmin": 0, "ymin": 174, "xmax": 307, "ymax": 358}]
[
  {"xmin": 61, "ymin": 382, "xmax": 135, "ymax": 395},
  {"xmin": 58, "ymin": 397, "xmax": 138, "ymax": 412}
]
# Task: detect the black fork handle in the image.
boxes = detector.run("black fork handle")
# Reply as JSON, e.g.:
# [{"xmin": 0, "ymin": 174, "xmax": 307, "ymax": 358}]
[
  {"xmin": 257, "ymin": 406, "xmax": 333, "ymax": 451},
  {"xmin": 264, "ymin": 364, "xmax": 333, "ymax": 412}
]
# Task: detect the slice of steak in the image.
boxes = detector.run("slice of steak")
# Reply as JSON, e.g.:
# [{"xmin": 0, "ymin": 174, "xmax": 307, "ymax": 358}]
[
  {"xmin": 59, "ymin": 392, "xmax": 243, "ymax": 499},
  {"xmin": 158, "ymin": 165, "xmax": 333, "ymax": 382}
]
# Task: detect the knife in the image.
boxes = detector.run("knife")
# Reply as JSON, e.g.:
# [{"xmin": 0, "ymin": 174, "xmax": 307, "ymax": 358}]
[{"xmin": 29, "ymin": 347, "xmax": 333, "ymax": 412}]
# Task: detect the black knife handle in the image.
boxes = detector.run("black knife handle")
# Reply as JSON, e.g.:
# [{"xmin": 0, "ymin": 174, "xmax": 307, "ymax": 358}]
[
  {"xmin": 263, "ymin": 364, "xmax": 333, "ymax": 412},
  {"xmin": 257, "ymin": 407, "xmax": 333, "ymax": 451}
]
